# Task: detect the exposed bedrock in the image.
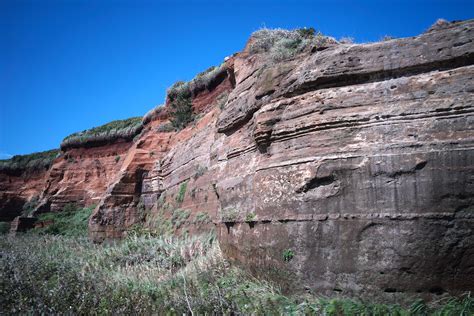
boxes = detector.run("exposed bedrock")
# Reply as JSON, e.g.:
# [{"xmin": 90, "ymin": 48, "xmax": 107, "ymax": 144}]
[
  {"xmin": 214, "ymin": 19, "xmax": 474, "ymax": 300},
  {"xmin": 10, "ymin": 19, "xmax": 469, "ymax": 300}
]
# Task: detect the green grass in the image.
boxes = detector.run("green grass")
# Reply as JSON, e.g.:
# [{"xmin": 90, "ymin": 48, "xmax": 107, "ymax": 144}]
[
  {"xmin": 0, "ymin": 149, "xmax": 59, "ymax": 174},
  {"xmin": 61, "ymin": 117, "xmax": 143, "ymax": 149},
  {"xmin": 1, "ymin": 232, "xmax": 472, "ymax": 315},
  {"xmin": 175, "ymin": 181, "xmax": 188, "ymax": 204},
  {"xmin": 194, "ymin": 212, "xmax": 211, "ymax": 225},
  {"xmin": 245, "ymin": 212, "xmax": 256, "ymax": 222},
  {"xmin": 34, "ymin": 204, "xmax": 95, "ymax": 237},
  {"xmin": 0, "ymin": 221, "xmax": 10, "ymax": 234},
  {"xmin": 282, "ymin": 249, "xmax": 295, "ymax": 262},
  {"xmin": 221, "ymin": 208, "xmax": 239, "ymax": 222}
]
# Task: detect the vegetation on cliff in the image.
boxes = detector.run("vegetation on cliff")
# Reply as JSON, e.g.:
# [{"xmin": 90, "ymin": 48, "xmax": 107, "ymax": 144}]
[
  {"xmin": 164, "ymin": 63, "xmax": 228, "ymax": 130},
  {"xmin": 248, "ymin": 27, "xmax": 337, "ymax": 62},
  {"xmin": 0, "ymin": 149, "xmax": 59, "ymax": 174},
  {"xmin": 60, "ymin": 117, "xmax": 143, "ymax": 149},
  {"xmin": 34, "ymin": 204, "xmax": 94, "ymax": 237}
]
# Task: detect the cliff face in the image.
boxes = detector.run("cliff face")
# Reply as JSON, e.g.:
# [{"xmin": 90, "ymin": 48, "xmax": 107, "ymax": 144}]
[
  {"xmin": 37, "ymin": 142, "xmax": 133, "ymax": 212},
  {"xmin": 2, "ymin": 19, "xmax": 473, "ymax": 300}
]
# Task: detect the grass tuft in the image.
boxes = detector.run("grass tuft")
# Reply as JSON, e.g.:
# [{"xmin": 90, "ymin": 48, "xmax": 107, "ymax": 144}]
[{"xmin": 61, "ymin": 117, "xmax": 143, "ymax": 150}]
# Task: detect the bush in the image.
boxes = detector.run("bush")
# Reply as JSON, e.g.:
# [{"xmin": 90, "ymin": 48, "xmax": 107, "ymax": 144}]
[
  {"xmin": 175, "ymin": 181, "xmax": 188, "ymax": 204},
  {"xmin": 282, "ymin": 249, "xmax": 295, "ymax": 262},
  {"xmin": 61, "ymin": 117, "xmax": 143, "ymax": 150},
  {"xmin": 0, "ymin": 149, "xmax": 59, "ymax": 174},
  {"xmin": 34, "ymin": 205, "xmax": 94, "ymax": 237},
  {"xmin": 0, "ymin": 222, "xmax": 10, "ymax": 234},
  {"xmin": 165, "ymin": 63, "xmax": 228, "ymax": 130},
  {"xmin": 194, "ymin": 212, "xmax": 211, "ymax": 225},
  {"xmin": 168, "ymin": 94, "xmax": 194, "ymax": 130}
]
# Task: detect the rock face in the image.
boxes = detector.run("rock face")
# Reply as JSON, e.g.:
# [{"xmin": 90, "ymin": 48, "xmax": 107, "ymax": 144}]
[
  {"xmin": 213, "ymin": 20, "xmax": 474, "ymax": 300},
  {"xmin": 2, "ymin": 19, "xmax": 473, "ymax": 301},
  {"xmin": 37, "ymin": 142, "xmax": 132, "ymax": 212}
]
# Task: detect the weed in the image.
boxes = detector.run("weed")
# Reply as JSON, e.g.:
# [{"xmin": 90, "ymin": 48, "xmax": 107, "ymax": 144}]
[
  {"xmin": 221, "ymin": 208, "xmax": 239, "ymax": 222},
  {"xmin": 22, "ymin": 195, "xmax": 39, "ymax": 216},
  {"xmin": 245, "ymin": 212, "xmax": 256, "ymax": 222},
  {"xmin": 169, "ymin": 94, "xmax": 194, "ymax": 130},
  {"xmin": 190, "ymin": 188, "xmax": 197, "ymax": 199},
  {"xmin": 282, "ymin": 249, "xmax": 295, "ymax": 262},
  {"xmin": 34, "ymin": 205, "xmax": 94, "ymax": 237},
  {"xmin": 175, "ymin": 181, "xmax": 188, "ymax": 204},
  {"xmin": 193, "ymin": 165, "xmax": 207, "ymax": 180},
  {"xmin": 0, "ymin": 222, "xmax": 10, "ymax": 234},
  {"xmin": 115, "ymin": 155, "xmax": 120, "ymax": 163},
  {"xmin": 171, "ymin": 209, "xmax": 191, "ymax": 230},
  {"xmin": 194, "ymin": 212, "xmax": 211, "ymax": 225}
]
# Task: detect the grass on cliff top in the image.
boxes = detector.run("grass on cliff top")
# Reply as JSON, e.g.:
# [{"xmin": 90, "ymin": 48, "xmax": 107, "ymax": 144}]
[
  {"xmin": 248, "ymin": 27, "xmax": 337, "ymax": 62},
  {"xmin": 60, "ymin": 117, "xmax": 143, "ymax": 149},
  {"xmin": 0, "ymin": 149, "xmax": 59, "ymax": 174},
  {"xmin": 1, "ymin": 229, "xmax": 473, "ymax": 315}
]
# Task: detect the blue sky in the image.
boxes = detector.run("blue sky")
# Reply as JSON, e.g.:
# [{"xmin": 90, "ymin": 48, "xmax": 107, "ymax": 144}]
[{"xmin": 1, "ymin": 0, "xmax": 473, "ymax": 158}]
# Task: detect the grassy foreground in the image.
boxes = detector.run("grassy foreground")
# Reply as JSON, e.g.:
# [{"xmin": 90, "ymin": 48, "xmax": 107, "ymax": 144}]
[{"xmin": 0, "ymin": 207, "xmax": 472, "ymax": 314}]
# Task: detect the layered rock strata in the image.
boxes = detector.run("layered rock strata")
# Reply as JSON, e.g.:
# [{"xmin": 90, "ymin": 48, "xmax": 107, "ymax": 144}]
[{"xmin": 1, "ymin": 19, "xmax": 473, "ymax": 301}]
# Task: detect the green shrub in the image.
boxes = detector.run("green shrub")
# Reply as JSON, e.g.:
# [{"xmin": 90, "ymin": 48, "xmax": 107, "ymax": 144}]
[
  {"xmin": 169, "ymin": 94, "xmax": 194, "ymax": 130},
  {"xmin": 171, "ymin": 209, "xmax": 190, "ymax": 229},
  {"xmin": 61, "ymin": 117, "xmax": 143, "ymax": 150},
  {"xmin": 22, "ymin": 196, "xmax": 39, "ymax": 216},
  {"xmin": 34, "ymin": 205, "xmax": 94, "ymax": 237},
  {"xmin": 114, "ymin": 155, "xmax": 120, "ymax": 163},
  {"xmin": 194, "ymin": 212, "xmax": 211, "ymax": 225},
  {"xmin": 166, "ymin": 63, "xmax": 227, "ymax": 130},
  {"xmin": 0, "ymin": 149, "xmax": 59, "ymax": 174},
  {"xmin": 245, "ymin": 212, "xmax": 256, "ymax": 222},
  {"xmin": 221, "ymin": 208, "xmax": 239, "ymax": 222},
  {"xmin": 282, "ymin": 249, "xmax": 295, "ymax": 262},
  {"xmin": 296, "ymin": 27, "xmax": 316, "ymax": 38},
  {"xmin": 0, "ymin": 222, "xmax": 10, "ymax": 234}
]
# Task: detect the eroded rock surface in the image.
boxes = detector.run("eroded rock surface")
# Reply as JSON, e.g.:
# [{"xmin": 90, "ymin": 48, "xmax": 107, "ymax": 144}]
[{"xmin": 2, "ymin": 19, "xmax": 473, "ymax": 301}]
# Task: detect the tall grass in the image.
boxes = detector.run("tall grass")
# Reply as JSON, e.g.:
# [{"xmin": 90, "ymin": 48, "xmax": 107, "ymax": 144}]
[
  {"xmin": 248, "ymin": 27, "xmax": 337, "ymax": 62},
  {"xmin": 60, "ymin": 117, "xmax": 143, "ymax": 150},
  {"xmin": 0, "ymin": 149, "xmax": 59, "ymax": 174},
  {"xmin": 1, "ymin": 230, "xmax": 472, "ymax": 315},
  {"xmin": 34, "ymin": 204, "xmax": 95, "ymax": 237}
]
